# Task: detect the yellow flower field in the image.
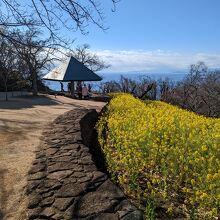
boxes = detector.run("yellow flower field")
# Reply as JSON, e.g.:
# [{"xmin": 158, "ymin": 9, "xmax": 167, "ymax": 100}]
[{"xmin": 97, "ymin": 93, "xmax": 220, "ymax": 219}]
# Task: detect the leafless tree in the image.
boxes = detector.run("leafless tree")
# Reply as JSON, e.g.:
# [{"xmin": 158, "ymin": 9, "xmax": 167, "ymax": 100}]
[
  {"xmin": 12, "ymin": 29, "xmax": 56, "ymax": 96},
  {"xmin": 0, "ymin": 37, "xmax": 18, "ymax": 100},
  {"xmin": 99, "ymin": 75, "xmax": 157, "ymax": 100},
  {"xmin": 163, "ymin": 62, "xmax": 220, "ymax": 117},
  {"xmin": 158, "ymin": 78, "xmax": 175, "ymax": 101},
  {"xmin": 0, "ymin": 0, "xmax": 119, "ymax": 44},
  {"xmin": 69, "ymin": 44, "xmax": 110, "ymax": 72}
]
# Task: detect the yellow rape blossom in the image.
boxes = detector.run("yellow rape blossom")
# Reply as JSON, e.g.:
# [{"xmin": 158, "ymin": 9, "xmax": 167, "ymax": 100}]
[{"xmin": 96, "ymin": 93, "xmax": 220, "ymax": 219}]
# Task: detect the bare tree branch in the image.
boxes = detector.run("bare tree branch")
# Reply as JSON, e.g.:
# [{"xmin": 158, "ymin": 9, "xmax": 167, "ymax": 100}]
[{"xmin": 0, "ymin": 0, "xmax": 118, "ymax": 45}]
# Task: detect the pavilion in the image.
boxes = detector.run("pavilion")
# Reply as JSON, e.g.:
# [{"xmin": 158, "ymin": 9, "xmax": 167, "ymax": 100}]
[{"xmin": 43, "ymin": 56, "xmax": 102, "ymax": 96}]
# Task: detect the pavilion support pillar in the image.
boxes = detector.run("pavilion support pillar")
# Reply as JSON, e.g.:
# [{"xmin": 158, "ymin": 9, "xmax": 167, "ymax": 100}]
[{"xmin": 70, "ymin": 81, "xmax": 75, "ymax": 97}]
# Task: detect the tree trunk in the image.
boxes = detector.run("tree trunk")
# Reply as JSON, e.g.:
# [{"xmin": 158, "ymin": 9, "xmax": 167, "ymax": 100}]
[
  {"xmin": 2, "ymin": 73, "xmax": 8, "ymax": 101},
  {"xmin": 138, "ymin": 83, "xmax": 154, "ymax": 99},
  {"xmin": 4, "ymin": 80, "xmax": 8, "ymax": 101},
  {"xmin": 32, "ymin": 71, "xmax": 38, "ymax": 96}
]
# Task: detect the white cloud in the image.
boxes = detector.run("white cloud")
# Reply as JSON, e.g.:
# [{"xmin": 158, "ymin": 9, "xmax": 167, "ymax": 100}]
[{"xmin": 93, "ymin": 49, "xmax": 220, "ymax": 73}]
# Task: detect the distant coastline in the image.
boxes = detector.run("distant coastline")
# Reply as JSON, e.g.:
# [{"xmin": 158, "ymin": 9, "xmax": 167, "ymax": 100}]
[{"xmin": 45, "ymin": 72, "xmax": 187, "ymax": 91}]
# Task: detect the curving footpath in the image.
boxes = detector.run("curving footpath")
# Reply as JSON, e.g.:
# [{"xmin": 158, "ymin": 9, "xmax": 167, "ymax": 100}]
[{"xmin": 26, "ymin": 108, "xmax": 143, "ymax": 220}]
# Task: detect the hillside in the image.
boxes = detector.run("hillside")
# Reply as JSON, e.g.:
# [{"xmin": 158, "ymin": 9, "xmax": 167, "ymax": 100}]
[{"xmin": 97, "ymin": 93, "xmax": 220, "ymax": 219}]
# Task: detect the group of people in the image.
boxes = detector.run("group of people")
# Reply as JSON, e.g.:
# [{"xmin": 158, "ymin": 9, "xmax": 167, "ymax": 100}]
[
  {"xmin": 66, "ymin": 81, "xmax": 92, "ymax": 99},
  {"xmin": 76, "ymin": 82, "xmax": 90, "ymax": 99}
]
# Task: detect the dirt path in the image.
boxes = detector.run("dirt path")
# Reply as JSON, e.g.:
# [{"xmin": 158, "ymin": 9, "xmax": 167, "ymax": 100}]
[{"xmin": 0, "ymin": 95, "xmax": 105, "ymax": 220}]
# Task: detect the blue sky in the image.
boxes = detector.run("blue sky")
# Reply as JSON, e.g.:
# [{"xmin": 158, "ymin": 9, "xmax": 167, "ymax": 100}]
[{"xmin": 67, "ymin": 0, "xmax": 220, "ymax": 73}]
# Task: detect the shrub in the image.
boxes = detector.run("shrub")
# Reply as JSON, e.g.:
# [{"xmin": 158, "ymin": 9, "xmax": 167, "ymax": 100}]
[{"xmin": 97, "ymin": 93, "xmax": 220, "ymax": 219}]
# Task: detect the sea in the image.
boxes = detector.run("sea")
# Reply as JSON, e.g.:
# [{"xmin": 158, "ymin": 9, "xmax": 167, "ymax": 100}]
[{"xmin": 45, "ymin": 72, "xmax": 187, "ymax": 92}]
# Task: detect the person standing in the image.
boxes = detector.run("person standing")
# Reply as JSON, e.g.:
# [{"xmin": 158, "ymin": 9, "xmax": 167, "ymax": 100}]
[
  {"xmin": 82, "ymin": 84, "xmax": 89, "ymax": 99},
  {"xmin": 88, "ymin": 84, "xmax": 92, "ymax": 92},
  {"xmin": 76, "ymin": 81, "xmax": 82, "ymax": 99},
  {"xmin": 60, "ymin": 82, "xmax": 64, "ymax": 92}
]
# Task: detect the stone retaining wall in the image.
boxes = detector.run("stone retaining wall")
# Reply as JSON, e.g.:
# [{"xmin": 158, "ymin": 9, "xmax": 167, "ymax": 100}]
[{"xmin": 26, "ymin": 108, "xmax": 143, "ymax": 220}]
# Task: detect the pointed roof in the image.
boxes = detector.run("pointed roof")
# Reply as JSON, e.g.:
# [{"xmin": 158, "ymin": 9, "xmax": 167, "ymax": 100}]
[{"xmin": 43, "ymin": 56, "xmax": 102, "ymax": 82}]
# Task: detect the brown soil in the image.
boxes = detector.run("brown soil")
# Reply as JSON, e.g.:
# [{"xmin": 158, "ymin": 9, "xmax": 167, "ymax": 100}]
[{"xmin": 0, "ymin": 94, "xmax": 105, "ymax": 220}]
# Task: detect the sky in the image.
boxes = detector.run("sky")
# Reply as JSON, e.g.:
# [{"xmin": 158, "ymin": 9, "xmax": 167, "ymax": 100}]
[{"xmin": 65, "ymin": 0, "xmax": 220, "ymax": 73}]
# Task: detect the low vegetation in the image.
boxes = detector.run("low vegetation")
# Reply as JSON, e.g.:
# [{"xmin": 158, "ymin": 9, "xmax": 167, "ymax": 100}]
[
  {"xmin": 99, "ymin": 62, "xmax": 220, "ymax": 118},
  {"xmin": 97, "ymin": 93, "xmax": 220, "ymax": 219}
]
